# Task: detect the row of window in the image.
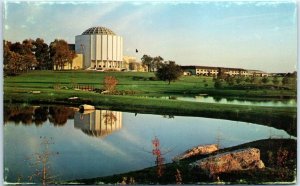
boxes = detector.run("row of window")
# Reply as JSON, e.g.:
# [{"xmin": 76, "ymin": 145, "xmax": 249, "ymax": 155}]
[
  {"xmin": 94, "ymin": 65, "xmax": 121, "ymax": 68},
  {"xmin": 196, "ymin": 69, "xmax": 250, "ymax": 74}
]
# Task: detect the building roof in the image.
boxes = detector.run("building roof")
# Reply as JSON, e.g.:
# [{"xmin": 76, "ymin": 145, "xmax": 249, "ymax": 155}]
[
  {"xmin": 82, "ymin": 26, "xmax": 116, "ymax": 35},
  {"xmin": 181, "ymin": 65, "xmax": 245, "ymax": 71}
]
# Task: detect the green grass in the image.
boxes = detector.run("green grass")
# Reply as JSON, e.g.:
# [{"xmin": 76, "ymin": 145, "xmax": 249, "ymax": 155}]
[
  {"xmin": 4, "ymin": 70, "xmax": 296, "ymax": 98},
  {"xmin": 4, "ymin": 70, "xmax": 297, "ymax": 136}
]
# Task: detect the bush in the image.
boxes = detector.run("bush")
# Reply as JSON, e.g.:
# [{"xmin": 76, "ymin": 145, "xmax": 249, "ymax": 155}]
[
  {"xmin": 103, "ymin": 76, "xmax": 118, "ymax": 92},
  {"xmin": 214, "ymin": 79, "xmax": 223, "ymax": 89},
  {"xmin": 149, "ymin": 77, "xmax": 158, "ymax": 81}
]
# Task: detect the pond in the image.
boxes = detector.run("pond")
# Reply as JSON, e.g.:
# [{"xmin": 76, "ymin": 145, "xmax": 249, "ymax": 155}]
[
  {"xmin": 4, "ymin": 105, "xmax": 293, "ymax": 183},
  {"xmin": 160, "ymin": 96, "xmax": 296, "ymax": 107}
]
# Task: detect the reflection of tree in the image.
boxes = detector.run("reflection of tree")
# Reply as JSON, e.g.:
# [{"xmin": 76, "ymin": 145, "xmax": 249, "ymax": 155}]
[
  {"xmin": 162, "ymin": 115, "xmax": 175, "ymax": 119},
  {"xmin": 4, "ymin": 105, "xmax": 75, "ymax": 126},
  {"xmin": 4, "ymin": 106, "xmax": 34, "ymax": 125},
  {"xmin": 103, "ymin": 111, "xmax": 117, "ymax": 125},
  {"xmin": 34, "ymin": 107, "xmax": 48, "ymax": 125},
  {"xmin": 213, "ymin": 97, "xmax": 222, "ymax": 102},
  {"xmin": 48, "ymin": 106, "xmax": 75, "ymax": 126}
]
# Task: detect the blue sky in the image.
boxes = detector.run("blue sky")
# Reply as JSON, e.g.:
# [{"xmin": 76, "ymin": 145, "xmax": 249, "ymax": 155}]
[{"xmin": 3, "ymin": 1, "xmax": 297, "ymax": 73}]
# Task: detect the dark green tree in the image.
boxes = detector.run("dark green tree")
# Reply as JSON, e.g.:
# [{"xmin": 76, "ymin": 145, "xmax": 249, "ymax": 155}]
[
  {"xmin": 155, "ymin": 61, "xmax": 182, "ymax": 84},
  {"xmin": 214, "ymin": 78, "xmax": 223, "ymax": 89},
  {"xmin": 282, "ymin": 76, "xmax": 291, "ymax": 86},
  {"xmin": 235, "ymin": 75, "xmax": 244, "ymax": 85},
  {"xmin": 225, "ymin": 75, "xmax": 235, "ymax": 86},
  {"xmin": 272, "ymin": 76, "xmax": 280, "ymax": 87},
  {"xmin": 33, "ymin": 38, "xmax": 50, "ymax": 70},
  {"xmin": 261, "ymin": 76, "xmax": 269, "ymax": 84}
]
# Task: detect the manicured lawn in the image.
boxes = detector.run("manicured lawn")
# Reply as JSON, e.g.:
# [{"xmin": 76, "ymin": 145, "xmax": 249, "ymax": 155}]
[
  {"xmin": 4, "ymin": 70, "xmax": 296, "ymax": 98},
  {"xmin": 4, "ymin": 70, "xmax": 297, "ymax": 136}
]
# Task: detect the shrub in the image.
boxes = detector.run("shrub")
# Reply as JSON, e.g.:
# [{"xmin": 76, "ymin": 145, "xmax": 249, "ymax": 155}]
[
  {"xmin": 103, "ymin": 76, "xmax": 118, "ymax": 92},
  {"xmin": 149, "ymin": 77, "xmax": 158, "ymax": 81},
  {"xmin": 214, "ymin": 79, "xmax": 223, "ymax": 89}
]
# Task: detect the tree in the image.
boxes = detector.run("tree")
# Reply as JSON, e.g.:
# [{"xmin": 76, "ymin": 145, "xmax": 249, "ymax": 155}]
[
  {"xmin": 272, "ymin": 76, "xmax": 280, "ymax": 87},
  {"xmin": 250, "ymin": 76, "xmax": 258, "ymax": 84},
  {"xmin": 282, "ymin": 76, "xmax": 291, "ymax": 86},
  {"xmin": 224, "ymin": 75, "xmax": 235, "ymax": 86},
  {"xmin": 103, "ymin": 76, "xmax": 118, "ymax": 92},
  {"xmin": 4, "ymin": 40, "xmax": 24, "ymax": 74},
  {"xmin": 155, "ymin": 61, "xmax": 182, "ymax": 84},
  {"xmin": 235, "ymin": 75, "xmax": 244, "ymax": 85},
  {"xmin": 49, "ymin": 39, "xmax": 75, "ymax": 70},
  {"xmin": 141, "ymin": 55, "xmax": 153, "ymax": 72},
  {"xmin": 22, "ymin": 54, "xmax": 38, "ymax": 71},
  {"xmin": 261, "ymin": 76, "xmax": 269, "ymax": 84},
  {"xmin": 8, "ymin": 39, "xmax": 38, "ymax": 72},
  {"xmin": 214, "ymin": 78, "xmax": 223, "ymax": 89},
  {"xmin": 152, "ymin": 56, "xmax": 164, "ymax": 72},
  {"xmin": 33, "ymin": 38, "xmax": 50, "ymax": 70},
  {"xmin": 217, "ymin": 68, "xmax": 226, "ymax": 79}
]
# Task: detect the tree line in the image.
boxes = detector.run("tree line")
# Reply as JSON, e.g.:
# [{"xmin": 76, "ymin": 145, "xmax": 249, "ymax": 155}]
[
  {"xmin": 4, "ymin": 38, "xmax": 76, "ymax": 75},
  {"xmin": 213, "ymin": 73, "xmax": 296, "ymax": 89}
]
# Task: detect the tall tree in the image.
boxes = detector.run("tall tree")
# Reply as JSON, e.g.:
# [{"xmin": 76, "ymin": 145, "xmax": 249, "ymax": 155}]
[
  {"xmin": 141, "ymin": 55, "xmax": 153, "ymax": 72},
  {"xmin": 33, "ymin": 38, "xmax": 50, "ymax": 70},
  {"xmin": 152, "ymin": 56, "xmax": 164, "ymax": 72},
  {"xmin": 49, "ymin": 39, "xmax": 75, "ymax": 70},
  {"xmin": 155, "ymin": 61, "xmax": 182, "ymax": 84}
]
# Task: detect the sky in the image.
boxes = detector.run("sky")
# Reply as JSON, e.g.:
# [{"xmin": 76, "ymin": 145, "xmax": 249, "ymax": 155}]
[{"xmin": 3, "ymin": 0, "xmax": 298, "ymax": 73}]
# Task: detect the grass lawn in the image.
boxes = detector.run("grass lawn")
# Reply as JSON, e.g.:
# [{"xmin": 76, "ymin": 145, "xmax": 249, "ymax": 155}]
[
  {"xmin": 4, "ymin": 70, "xmax": 297, "ymax": 136},
  {"xmin": 4, "ymin": 70, "xmax": 296, "ymax": 98}
]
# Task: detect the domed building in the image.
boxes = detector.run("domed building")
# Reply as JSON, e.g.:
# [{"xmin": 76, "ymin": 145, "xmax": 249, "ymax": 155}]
[{"xmin": 75, "ymin": 26, "xmax": 124, "ymax": 70}]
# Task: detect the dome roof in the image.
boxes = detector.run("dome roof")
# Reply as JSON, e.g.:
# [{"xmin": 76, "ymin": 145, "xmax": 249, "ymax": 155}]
[{"xmin": 82, "ymin": 26, "xmax": 116, "ymax": 35}]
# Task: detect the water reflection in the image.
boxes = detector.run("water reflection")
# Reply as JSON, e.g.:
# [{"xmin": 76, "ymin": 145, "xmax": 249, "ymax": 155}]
[
  {"xmin": 4, "ymin": 106, "xmax": 74, "ymax": 126},
  {"xmin": 180, "ymin": 96, "xmax": 297, "ymax": 107},
  {"xmin": 74, "ymin": 110, "xmax": 122, "ymax": 138},
  {"xmin": 4, "ymin": 104, "xmax": 294, "ymax": 183}
]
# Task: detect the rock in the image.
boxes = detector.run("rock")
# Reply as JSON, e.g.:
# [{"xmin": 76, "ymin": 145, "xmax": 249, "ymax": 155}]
[
  {"xmin": 173, "ymin": 144, "xmax": 219, "ymax": 161},
  {"xmin": 29, "ymin": 91, "xmax": 41, "ymax": 94},
  {"xmin": 68, "ymin": 97, "xmax": 79, "ymax": 100},
  {"xmin": 190, "ymin": 148, "xmax": 265, "ymax": 175},
  {"xmin": 79, "ymin": 104, "xmax": 95, "ymax": 112},
  {"xmin": 101, "ymin": 90, "xmax": 110, "ymax": 94}
]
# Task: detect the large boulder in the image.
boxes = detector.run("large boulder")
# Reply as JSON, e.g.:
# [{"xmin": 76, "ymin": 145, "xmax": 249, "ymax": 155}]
[
  {"xmin": 173, "ymin": 144, "xmax": 219, "ymax": 161},
  {"xmin": 190, "ymin": 148, "xmax": 265, "ymax": 175}
]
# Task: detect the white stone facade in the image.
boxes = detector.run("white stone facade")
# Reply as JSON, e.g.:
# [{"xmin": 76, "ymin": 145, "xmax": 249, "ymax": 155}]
[{"xmin": 75, "ymin": 27, "xmax": 124, "ymax": 70}]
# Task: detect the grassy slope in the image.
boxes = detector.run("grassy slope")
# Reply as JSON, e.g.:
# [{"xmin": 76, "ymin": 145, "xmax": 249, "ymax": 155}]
[
  {"xmin": 4, "ymin": 70, "xmax": 296, "ymax": 98},
  {"xmin": 4, "ymin": 71, "xmax": 297, "ymax": 136},
  {"xmin": 72, "ymin": 139, "xmax": 296, "ymax": 185}
]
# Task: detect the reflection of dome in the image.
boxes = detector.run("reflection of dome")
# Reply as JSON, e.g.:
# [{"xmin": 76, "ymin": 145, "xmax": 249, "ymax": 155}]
[
  {"xmin": 74, "ymin": 110, "xmax": 122, "ymax": 138},
  {"xmin": 80, "ymin": 129, "xmax": 112, "ymax": 138},
  {"xmin": 82, "ymin": 26, "xmax": 116, "ymax": 35}
]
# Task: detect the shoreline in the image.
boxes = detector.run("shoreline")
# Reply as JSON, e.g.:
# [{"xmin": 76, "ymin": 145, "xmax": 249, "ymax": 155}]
[
  {"xmin": 4, "ymin": 93, "xmax": 297, "ymax": 136},
  {"xmin": 69, "ymin": 138, "xmax": 296, "ymax": 185}
]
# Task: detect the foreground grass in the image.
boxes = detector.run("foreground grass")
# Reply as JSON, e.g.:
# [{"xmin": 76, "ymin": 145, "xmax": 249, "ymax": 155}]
[{"xmin": 71, "ymin": 138, "xmax": 296, "ymax": 185}]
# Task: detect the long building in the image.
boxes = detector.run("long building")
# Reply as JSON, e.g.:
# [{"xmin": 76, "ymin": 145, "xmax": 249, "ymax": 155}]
[{"xmin": 181, "ymin": 66, "xmax": 269, "ymax": 77}]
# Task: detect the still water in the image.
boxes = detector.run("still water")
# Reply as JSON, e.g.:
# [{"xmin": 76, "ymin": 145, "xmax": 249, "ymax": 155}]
[
  {"xmin": 160, "ymin": 96, "xmax": 296, "ymax": 107},
  {"xmin": 4, "ymin": 105, "xmax": 292, "ymax": 183}
]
